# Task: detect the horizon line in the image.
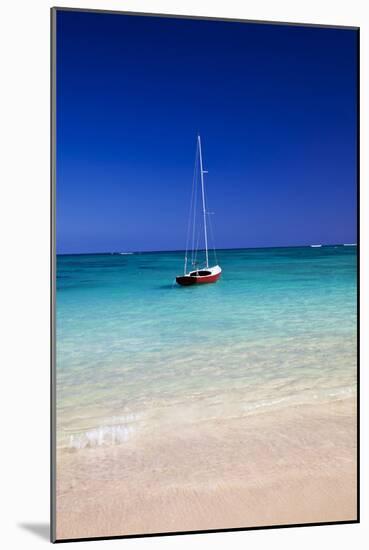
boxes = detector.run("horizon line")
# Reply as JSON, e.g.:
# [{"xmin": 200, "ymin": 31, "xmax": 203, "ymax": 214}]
[{"xmin": 56, "ymin": 243, "xmax": 357, "ymax": 256}]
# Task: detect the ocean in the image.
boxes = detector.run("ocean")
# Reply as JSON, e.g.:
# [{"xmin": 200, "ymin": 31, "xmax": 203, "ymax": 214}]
[{"xmin": 56, "ymin": 246, "xmax": 357, "ymax": 451}]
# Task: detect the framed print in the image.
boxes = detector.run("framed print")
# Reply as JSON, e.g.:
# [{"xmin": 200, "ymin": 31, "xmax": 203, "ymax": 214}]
[{"xmin": 51, "ymin": 7, "xmax": 359, "ymax": 542}]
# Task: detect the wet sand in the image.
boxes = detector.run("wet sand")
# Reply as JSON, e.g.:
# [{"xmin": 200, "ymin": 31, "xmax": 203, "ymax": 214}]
[{"xmin": 56, "ymin": 398, "xmax": 357, "ymax": 540}]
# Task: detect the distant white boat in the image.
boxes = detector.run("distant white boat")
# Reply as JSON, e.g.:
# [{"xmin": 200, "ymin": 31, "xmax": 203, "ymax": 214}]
[
  {"xmin": 310, "ymin": 244, "xmax": 322, "ymax": 248},
  {"xmin": 343, "ymin": 243, "xmax": 357, "ymax": 247},
  {"xmin": 119, "ymin": 252, "xmax": 134, "ymax": 255}
]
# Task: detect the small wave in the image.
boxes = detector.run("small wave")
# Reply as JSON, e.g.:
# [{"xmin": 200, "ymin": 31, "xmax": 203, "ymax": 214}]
[
  {"xmin": 327, "ymin": 387, "xmax": 355, "ymax": 398},
  {"xmin": 239, "ymin": 386, "xmax": 355, "ymax": 416},
  {"xmin": 68, "ymin": 423, "xmax": 135, "ymax": 450}
]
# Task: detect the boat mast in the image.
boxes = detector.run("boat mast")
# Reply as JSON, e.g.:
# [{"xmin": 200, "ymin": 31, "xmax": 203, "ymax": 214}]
[{"xmin": 198, "ymin": 135, "xmax": 209, "ymax": 268}]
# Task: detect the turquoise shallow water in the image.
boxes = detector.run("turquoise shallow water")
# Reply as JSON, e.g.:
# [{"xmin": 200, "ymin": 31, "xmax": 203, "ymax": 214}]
[{"xmin": 56, "ymin": 246, "xmax": 357, "ymax": 450}]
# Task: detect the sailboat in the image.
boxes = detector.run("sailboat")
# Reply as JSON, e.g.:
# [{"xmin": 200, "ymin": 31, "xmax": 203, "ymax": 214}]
[{"xmin": 176, "ymin": 135, "xmax": 222, "ymax": 286}]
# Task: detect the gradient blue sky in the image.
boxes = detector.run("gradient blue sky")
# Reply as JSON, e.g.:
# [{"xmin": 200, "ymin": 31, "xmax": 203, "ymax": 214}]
[{"xmin": 56, "ymin": 10, "xmax": 358, "ymax": 254}]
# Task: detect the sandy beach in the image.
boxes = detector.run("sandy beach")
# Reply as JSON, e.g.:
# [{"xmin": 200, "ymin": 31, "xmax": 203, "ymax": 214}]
[{"xmin": 56, "ymin": 397, "xmax": 357, "ymax": 540}]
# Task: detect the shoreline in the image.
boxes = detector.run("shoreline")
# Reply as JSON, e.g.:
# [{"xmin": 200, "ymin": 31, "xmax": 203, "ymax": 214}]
[
  {"xmin": 56, "ymin": 387, "xmax": 356, "ymax": 451},
  {"xmin": 56, "ymin": 397, "xmax": 357, "ymax": 540}
]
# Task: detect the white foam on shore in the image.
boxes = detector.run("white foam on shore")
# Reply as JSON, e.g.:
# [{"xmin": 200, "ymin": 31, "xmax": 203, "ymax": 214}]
[
  {"xmin": 69, "ymin": 423, "xmax": 135, "ymax": 449},
  {"xmin": 66, "ymin": 414, "xmax": 141, "ymax": 450}
]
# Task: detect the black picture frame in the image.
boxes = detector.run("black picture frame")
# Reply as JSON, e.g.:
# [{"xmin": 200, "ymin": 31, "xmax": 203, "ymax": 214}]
[{"xmin": 51, "ymin": 7, "xmax": 360, "ymax": 543}]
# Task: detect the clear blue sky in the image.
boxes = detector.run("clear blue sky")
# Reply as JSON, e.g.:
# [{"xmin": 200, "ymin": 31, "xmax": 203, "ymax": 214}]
[{"xmin": 56, "ymin": 10, "xmax": 358, "ymax": 254}]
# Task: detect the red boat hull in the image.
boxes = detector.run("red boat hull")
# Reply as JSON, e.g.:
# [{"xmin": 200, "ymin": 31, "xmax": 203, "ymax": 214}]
[{"xmin": 176, "ymin": 271, "xmax": 221, "ymax": 286}]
